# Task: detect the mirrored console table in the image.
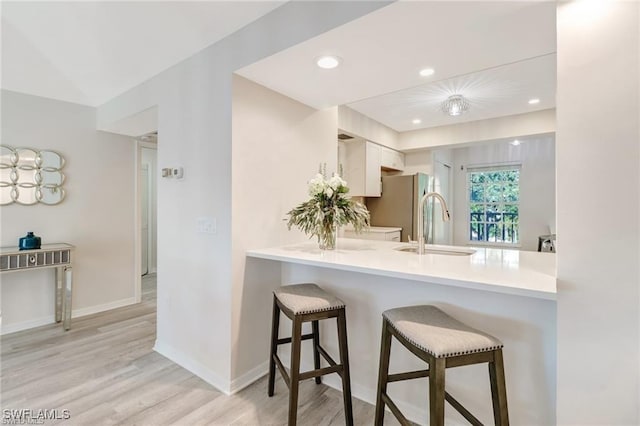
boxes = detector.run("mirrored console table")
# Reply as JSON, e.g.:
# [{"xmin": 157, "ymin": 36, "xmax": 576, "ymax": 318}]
[{"xmin": 0, "ymin": 243, "xmax": 74, "ymax": 330}]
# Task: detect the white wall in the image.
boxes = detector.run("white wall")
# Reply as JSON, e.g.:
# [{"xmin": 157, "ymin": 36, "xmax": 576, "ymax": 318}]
[
  {"xmin": 402, "ymin": 149, "xmax": 433, "ymax": 176},
  {"xmin": 433, "ymin": 148, "xmax": 453, "ymax": 167},
  {"xmin": 451, "ymin": 136, "xmax": 555, "ymax": 252},
  {"xmin": 1, "ymin": 90, "xmax": 136, "ymax": 333},
  {"xmin": 557, "ymin": 2, "xmax": 639, "ymax": 424},
  {"xmin": 338, "ymin": 105, "xmax": 399, "ymax": 149},
  {"xmin": 231, "ymin": 75, "xmax": 338, "ymax": 383},
  {"xmin": 399, "ymin": 109, "xmax": 555, "ymax": 151},
  {"xmin": 95, "ymin": 1, "xmax": 388, "ymax": 392}
]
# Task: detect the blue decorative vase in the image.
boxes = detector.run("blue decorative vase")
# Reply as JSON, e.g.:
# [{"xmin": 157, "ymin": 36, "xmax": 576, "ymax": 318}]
[{"xmin": 19, "ymin": 232, "xmax": 41, "ymax": 250}]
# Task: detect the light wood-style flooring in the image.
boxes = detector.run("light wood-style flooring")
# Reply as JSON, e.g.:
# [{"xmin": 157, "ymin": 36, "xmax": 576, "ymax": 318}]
[{"xmin": 1, "ymin": 274, "xmax": 399, "ymax": 425}]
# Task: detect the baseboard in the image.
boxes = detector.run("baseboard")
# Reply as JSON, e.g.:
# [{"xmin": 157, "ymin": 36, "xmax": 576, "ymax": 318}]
[
  {"xmin": 1, "ymin": 297, "xmax": 138, "ymax": 335},
  {"xmin": 1, "ymin": 316, "xmax": 55, "ymax": 335},
  {"xmin": 72, "ymin": 297, "xmax": 137, "ymax": 318},
  {"xmin": 229, "ymin": 362, "xmax": 269, "ymax": 395},
  {"xmin": 153, "ymin": 339, "xmax": 232, "ymax": 395}
]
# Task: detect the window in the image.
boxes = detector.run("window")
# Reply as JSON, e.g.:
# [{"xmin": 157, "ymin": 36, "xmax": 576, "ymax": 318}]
[{"xmin": 468, "ymin": 166, "xmax": 520, "ymax": 244}]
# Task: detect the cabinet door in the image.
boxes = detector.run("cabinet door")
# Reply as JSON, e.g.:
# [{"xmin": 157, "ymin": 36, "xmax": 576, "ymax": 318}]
[
  {"xmin": 381, "ymin": 147, "xmax": 405, "ymax": 171},
  {"xmin": 384, "ymin": 231, "xmax": 402, "ymax": 242},
  {"xmin": 365, "ymin": 142, "xmax": 382, "ymax": 197},
  {"xmin": 392, "ymin": 151, "xmax": 405, "ymax": 170},
  {"xmin": 343, "ymin": 141, "xmax": 366, "ymax": 196}
]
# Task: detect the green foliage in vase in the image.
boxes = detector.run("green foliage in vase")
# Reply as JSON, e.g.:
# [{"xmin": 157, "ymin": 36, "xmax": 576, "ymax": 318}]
[{"xmin": 286, "ymin": 167, "xmax": 370, "ymax": 243}]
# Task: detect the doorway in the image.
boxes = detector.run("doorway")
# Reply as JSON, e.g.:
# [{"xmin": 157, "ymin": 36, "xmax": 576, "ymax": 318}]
[
  {"xmin": 433, "ymin": 159, "xmax": 452, "ymax": 245},
  {"xmin": 137, "ymin": 136, "xmax": 157, "ymax": 303},
  {"xmin": 140, "ymin": 145, "xmax": 157, "ymax": 275}
]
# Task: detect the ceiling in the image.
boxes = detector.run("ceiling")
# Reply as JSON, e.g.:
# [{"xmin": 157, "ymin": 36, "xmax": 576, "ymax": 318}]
[
  {"xmin": 1, "ymin": 1, "xmax": 284, "ymax": 106},
  {"xmin": 237, "ymin": 1, "xmax": 557, "ymax": 132},
  {"xmin": 1, "ymin": 0, "xmax": 557, "ymax": 127},
  {"xmin": 349, "ymin": 54, "xmax": 556, "ymax": 132}
]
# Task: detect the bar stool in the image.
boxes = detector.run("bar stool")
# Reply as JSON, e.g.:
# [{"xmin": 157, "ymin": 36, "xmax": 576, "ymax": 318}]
[
  {"xmin": 268, "ymin": 283, "xmax": 353, "ymax": 426},
  {"xmin": 374, "ymin": 305, "xmax": 509, "ymax": 426}
]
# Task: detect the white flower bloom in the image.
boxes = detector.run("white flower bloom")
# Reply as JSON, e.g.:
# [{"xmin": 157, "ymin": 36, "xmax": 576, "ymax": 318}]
[
  {"xmin": 308, "ymin": 173, "xmax": 327, "ymax": 196},
  {"xmin": 328, "ymin": 174, "xmax": 346, "ymax": 190}
]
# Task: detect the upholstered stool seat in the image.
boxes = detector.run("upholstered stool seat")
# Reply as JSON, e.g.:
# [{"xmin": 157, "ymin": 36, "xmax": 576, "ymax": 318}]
[
  {"xmin": 268, "ymin": 283, "xmax": 353, "ymax": 426},
  {"xmin": 383, "ymin": 305, "xmax": 503, "ymax": 358},
  {"xmin": 375, "ymin": 305, "xmax": 509, "ymax": 426},
  {"xmin": 274, "ymin": 283, "xmax": 345, "ymax": 315}
]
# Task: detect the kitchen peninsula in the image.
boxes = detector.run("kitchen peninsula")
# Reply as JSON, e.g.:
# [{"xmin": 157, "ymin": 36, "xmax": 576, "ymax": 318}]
[{"xmin": 246, "ymin": 238, "xmax": 556, "ymax": 425}]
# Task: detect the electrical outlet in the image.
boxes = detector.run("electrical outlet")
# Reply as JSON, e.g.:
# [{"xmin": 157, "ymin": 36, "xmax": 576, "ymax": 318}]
[{"xmin": 197, "ymin": 217, "xmax": 216, "ymax": 234}]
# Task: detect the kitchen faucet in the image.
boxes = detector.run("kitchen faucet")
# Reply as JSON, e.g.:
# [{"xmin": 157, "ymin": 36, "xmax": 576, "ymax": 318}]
[{"xmin": 417, "ymin": 192, "xmax": 451, "ymax": 255}]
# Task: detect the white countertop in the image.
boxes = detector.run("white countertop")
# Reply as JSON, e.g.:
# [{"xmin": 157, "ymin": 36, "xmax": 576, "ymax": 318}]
[{"xmin": 246, "ymin": 238, "xmax": 557, "ymax": 300}]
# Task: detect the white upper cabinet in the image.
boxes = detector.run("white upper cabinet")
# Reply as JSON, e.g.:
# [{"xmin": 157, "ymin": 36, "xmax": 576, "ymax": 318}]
[
  {"xmin": 380, "ymin": 146, "xmax": 405, "ymax": 171},
  {"xmin": 343, "ymin": 140, "xmax": 382, "ymax": 197},
  {"xmin": 365, "ymin": 142, "xmax": 382, "ymax": 196},
  {"xmin": 342, "ymin": 140, "xmax": 405, "ymax": 197}
]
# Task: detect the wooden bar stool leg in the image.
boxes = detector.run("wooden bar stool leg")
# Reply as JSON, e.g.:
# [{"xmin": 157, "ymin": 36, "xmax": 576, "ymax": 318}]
[
  {"xmin": 312, "ymin": 320, "xmax": 322, "ymax": 385},
  {"xmin": 429, "ymin": 357, "xmax": 446, "ymax": 426},
  {"xmin": 337, "ymin": 309, "xmax": 354, "ymax": 426},
  {"xmin": 489, "ymin": 349, "xmax": 510, "ymax": 426},
  {"xmin": 268, "ymin": 296, "xmax": 280, "ymax": 397},
  {"xmin": 374, "ymin": 320, "xmax": 392, "ymax": 426},
  {"xmin": 288, "ymin": 316, "xmax": 303, "ymax": 426}
]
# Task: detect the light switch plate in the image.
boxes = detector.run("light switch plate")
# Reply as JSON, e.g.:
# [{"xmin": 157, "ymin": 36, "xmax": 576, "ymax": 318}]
[{"xmin": 172, "ymin": 167, "xmax": 184, "ymax": 179}]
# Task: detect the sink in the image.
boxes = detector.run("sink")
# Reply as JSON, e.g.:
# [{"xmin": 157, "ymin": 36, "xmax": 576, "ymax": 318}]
[{"xmin": 393, "ymin": 245, "xmax": 475, "ymax": 256}]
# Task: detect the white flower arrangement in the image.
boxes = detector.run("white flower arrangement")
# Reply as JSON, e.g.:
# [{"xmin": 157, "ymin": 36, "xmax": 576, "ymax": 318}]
[{"xmin": 286, "ymin": 165, "xmax": 370, "ymax": 249}]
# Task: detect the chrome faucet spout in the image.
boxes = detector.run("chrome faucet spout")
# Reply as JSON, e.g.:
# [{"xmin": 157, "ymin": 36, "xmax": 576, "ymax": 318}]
[{"xmin": 417, "ymin": 192, "xmax": 450, "ymax": 255}]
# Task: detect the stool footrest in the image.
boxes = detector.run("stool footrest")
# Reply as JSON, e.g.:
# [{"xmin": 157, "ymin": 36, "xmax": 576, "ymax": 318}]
[
  {"xmin": 299, "ymin": 365, "xmax": 342, "ymax": 381},
  {"xmin": 385, "ymin": 368, "xmax": 484, "ymax": 425},
  {"xmin": 317, "ymin": 344, "xmax": 338, "ymax": 367},
  {"xmin": 445, "ymin": 391, "xmax": 483, "ymax": 426},
  {"xmin": 387, "ymin": 369, "xmax": 430, "ymax": 383},
  {"xmin": 277, "ymin": 333, "xmax": 314, "ymax": 345},
  {"xmin": 273, "ymin": 354, "xmax": 290, "ymax": 389},
  {"xmin": 381, "ymin": 393, "xmax": 411, "ymax": 426}
]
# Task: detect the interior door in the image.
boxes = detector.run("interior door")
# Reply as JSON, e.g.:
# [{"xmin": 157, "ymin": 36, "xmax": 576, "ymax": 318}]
[{"xmin": 141, "ymin": 164, "xmax": 149, "ymax": 275}]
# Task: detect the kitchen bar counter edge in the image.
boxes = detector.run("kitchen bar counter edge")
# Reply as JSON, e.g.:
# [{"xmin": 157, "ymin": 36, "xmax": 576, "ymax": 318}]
[{"xmin": 246, "ymin": 238, "xmax": 556, "ymax": 301}]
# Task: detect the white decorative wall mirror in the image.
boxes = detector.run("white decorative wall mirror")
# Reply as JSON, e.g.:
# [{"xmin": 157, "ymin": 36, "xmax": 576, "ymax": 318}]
[{"xmin": 0, "ymin": 145, "xmax": 66, "ymax": 205}]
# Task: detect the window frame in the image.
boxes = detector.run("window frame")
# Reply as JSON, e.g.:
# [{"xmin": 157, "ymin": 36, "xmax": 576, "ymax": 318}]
[{"xmin": 466, "ymin": 164, "xmax": 522, "ymax": 248}]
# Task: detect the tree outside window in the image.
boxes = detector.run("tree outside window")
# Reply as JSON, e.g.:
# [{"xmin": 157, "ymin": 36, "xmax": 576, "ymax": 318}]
[{"xmin": 468, "ymin": 167, "xmax": 520, "ymax": 244}]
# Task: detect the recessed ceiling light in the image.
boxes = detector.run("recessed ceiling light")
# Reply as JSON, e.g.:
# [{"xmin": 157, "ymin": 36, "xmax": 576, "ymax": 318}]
[
  {"xmin": 528, "ymin": 98, "xmax": 540, "ymax": 105},
  {"xmin": 316, "ymin": 55, "xmax": 341, "ymax": 69},
  {"xmin": 511, "ymin": 140, "xmax": 521, "ymax": 146},
  {"xmin": 419, "ymin": 68, "xmax": 435, "ymax": 77},
  {"xmin": 412, "ymin": 119, "xmax": 422, "ymax": 124}
]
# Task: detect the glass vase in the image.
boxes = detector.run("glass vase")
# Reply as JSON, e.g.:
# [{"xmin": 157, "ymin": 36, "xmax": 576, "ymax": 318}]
[{"xmin": 318, "ymin": 220, "xmax": 337, "ymax": 250}]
